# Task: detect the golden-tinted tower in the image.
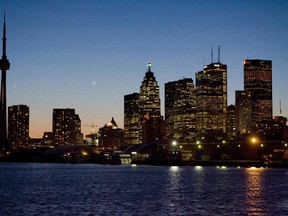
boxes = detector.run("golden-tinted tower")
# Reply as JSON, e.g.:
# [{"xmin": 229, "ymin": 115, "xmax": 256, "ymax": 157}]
[
  {"xmin": 0, "ymin": 13, "xmax": 10, "ymax": 150},
  {"xmin": 244, "ymin": 59, "xmax": 272, "ymax": 132}
]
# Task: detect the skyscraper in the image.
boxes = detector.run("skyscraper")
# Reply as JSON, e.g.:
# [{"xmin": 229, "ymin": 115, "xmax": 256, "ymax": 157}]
[
  {"xmin": 0, "ymin": 13, "xmax": 10, "ymax": 151},
  {"xmin": 139, "ymin": 63, "xmax": 164, "ymax": 143},
  {"xmin": 235, "ymin": 90, "xmax": 252, "ymax": 134},
  {"xmin": 244, "ymin": 59, "xmax": 272, "ymax": 132},
  {"xmin": 139, "ymin": 63, "xmax": 161, "ymax": 119},
  {"xmin": 124, "ymin": 93, "xmax": 141, "ymax": 145},
  {"xmin": 195, "ymin": 61, "xmax": 227, "ymax": 143},
  {"xmin": 226, "ymin": 104, "xmax": 236, "ymax": 140},
  {"xmin": 8, "ymin": 105, "xmax": 29, "ymax": 149},
  {"xmin": 165, "ymin": 78, "xmax": 196, "ymax": 145},
  {"xmin": 53, "ymin": 108, "xmax": 82, "ymax": 145}
]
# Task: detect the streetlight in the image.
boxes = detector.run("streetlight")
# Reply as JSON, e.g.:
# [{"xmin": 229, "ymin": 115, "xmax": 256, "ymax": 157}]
[
  {"xmin": 172, "ymin": 141, "xmax": 177, "ymax": 147},
  {"xmin": 250, "ymin": 136, "xmax": 259, "ymax": 145}
]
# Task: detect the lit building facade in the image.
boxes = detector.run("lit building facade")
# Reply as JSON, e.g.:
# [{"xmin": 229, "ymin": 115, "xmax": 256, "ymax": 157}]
[
  {"xmin": 8, "ymin": 105, "xmax": 29, "ymax": 149},
  {"xmin": 53, "ymin": 108, "xmax": 83, "ymax": 145},
  {"xmin": 195, "ymin": 62, "xmax": 227, "ymax": 143},
  {"xmin": 124, "ymin": 93, "xmax": 141, "ymax": 145},
  {"xmin": 139, "ymin": 63, "xmax": 161, "ymax": 119},
  {"xmin": 226, "ymin": 104, "xmax": 236, "ymax": 140},
  {"xmin": 244, "ymin": 59, "xmax": 272, "ymax": 132},
  {"xmin": 235, "ymin": 90, "xmax": 252, "ymax": 135},
  {"xmin": 165, "ymin": 78, "xmax": 197, "ymax": 145},
  {"xmin": 139, "ymin": 63, "xmax": 164, "ymax": 143}
]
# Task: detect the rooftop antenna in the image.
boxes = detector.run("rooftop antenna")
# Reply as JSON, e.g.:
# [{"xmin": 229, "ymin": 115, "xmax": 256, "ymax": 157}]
[
  {"xmin": 211, "ymin": 46, "xmax": 213, "ymax": 63},
  {"xmin": 147, "ymin": 62, "xmax": 152, "ymax": 72},
  {"xmin": 217, "ymin": 45, "xmax": 221, "ymax": 63}
]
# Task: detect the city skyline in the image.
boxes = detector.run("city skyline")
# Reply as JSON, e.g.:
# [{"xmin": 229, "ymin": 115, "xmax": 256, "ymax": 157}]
[{"xmin": 1, "ymin": 0, "xmax": 287, "ymax": 138}]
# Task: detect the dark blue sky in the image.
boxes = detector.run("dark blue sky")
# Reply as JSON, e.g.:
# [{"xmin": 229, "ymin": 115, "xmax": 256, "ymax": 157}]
[{"xmin": 1, "ymin": 0, "xmax": 287, "ymax": 137}]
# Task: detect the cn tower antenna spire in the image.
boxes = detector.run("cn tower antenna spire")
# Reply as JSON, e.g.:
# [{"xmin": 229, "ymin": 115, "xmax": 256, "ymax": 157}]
[
  {"xmin": 0, "ymin": 11, "xmax": 10, "ymax": 151},
  {"xmin": 2, "ymin": 11, "xmax": 7, "ymax": 60}
]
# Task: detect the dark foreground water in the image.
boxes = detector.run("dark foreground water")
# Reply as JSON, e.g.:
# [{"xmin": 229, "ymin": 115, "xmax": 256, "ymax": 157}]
[{"xmin": 0, "ymin": 164, "xmax": 288, "ymax": 216}]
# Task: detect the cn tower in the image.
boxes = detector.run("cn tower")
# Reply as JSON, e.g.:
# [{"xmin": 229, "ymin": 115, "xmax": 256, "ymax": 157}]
[{"xmin": 0, "ymin": 13, "xmax": 10, "ymax": 151}]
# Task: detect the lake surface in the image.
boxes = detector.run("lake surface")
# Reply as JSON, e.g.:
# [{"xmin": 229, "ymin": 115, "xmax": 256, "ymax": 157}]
[{"xmin": 0, "ymin": 163, "xmax": 288, "ymax": 216}]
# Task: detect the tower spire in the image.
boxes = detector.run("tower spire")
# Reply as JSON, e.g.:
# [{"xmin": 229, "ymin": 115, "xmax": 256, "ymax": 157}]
[
  {"xmin": 0, "ymin": 12, "xmax": 10, "ymax": 151},
  {"xmin": 147, "ymin": 62, "xmax": 152, "ymax": 72},
  {"xmin": 2, "ymin": 11, "xmax": 7, "ymax": 60}
]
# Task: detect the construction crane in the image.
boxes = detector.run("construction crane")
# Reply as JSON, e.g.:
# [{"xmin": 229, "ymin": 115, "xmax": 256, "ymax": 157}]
[
  {"xmin": 84, "ymin": 123, "xmax": 98, "ymax": 145},
  {"xmin": 84, "ymin": 123, "xmax": 97, "ymax": 134}
]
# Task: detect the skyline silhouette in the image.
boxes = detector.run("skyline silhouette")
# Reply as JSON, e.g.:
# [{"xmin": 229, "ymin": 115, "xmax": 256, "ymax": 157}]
[{"xmin": 0, "ymin": 0, "xmax": 287, "ymax": 138}]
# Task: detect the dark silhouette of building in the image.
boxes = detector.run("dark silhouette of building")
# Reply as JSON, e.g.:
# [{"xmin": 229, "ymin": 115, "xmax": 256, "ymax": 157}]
[
  {"xmin": 8, "ymin": 105, "xmax": 29, "ymax": 149},
  {"xmin": 235, "ymin": 90, "xmax": 252, "ymax": 135},
  {"xmin": 195, "ymin": 57, "xmax": 227, "ymax": 144},
  {"xmin": 124, "ymin": 93, "xmax": 141, "ymax": 144},
  {"xmin": 0, "ymin": 13, "xmax": 10, "ymax": 151},
  {"xmin": 244, "ymin": 59, "xmax": 272, "ymax": 133},
  {"xmin": 53, "ymin": 108, "xmax": 83, "ymax": 145},
  {"xmin": 165, "ymin": 78, "xmax": 197, "ymax": 145},
  {"xmin": 42, "ymin": 132, "xmax": 54, "ymax": 146},
  {"xmin": 98, "ymin": 117, "xmax": 124, "ymax": 149}
]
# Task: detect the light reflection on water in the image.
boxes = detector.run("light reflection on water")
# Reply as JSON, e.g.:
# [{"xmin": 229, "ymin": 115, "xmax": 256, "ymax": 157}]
[
  {"xmin": 245, "ymin": 168, "xmax": 266, "ymax": 215},
  {"xmin": 0, "ymin": 163, "xmax": 288, "ymax": 216}
]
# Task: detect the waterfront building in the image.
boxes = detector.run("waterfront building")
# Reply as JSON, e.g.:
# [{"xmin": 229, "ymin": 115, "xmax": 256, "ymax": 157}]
[
  {"xmin": 195, "ymin": 61, "xmax": 227, "ymax": 144},
  {"xmin": 98, "ymin": 117, "xmax": 124, "ymax": 149},
  {"xmin": 244, "ymin": 59, "xmax": 272, "ymax": 133},
  {"xmin": 52, "ymin": 108, "xmax": 83, "ymax": 145},
  {"xmin": 139, "ymin": 63, "xmax": 164, "ymax": 143},
  {"xmin": 165, "ymin": 78, "xmax": 197, "ymax": 145},
  {"xmin": 8, "ymin": 105, "xmax": 29, "ymax": 149},
  {"xmin": 235, "ymin": 90, "xmax": 252, "ymax": 135},
  {"xmin": 124, "ymin": 93, "xmax": 141, "ymax": 145},
  {"xmin": 0, "ymin": 14, "xmax": 10, "ymax": 151}
]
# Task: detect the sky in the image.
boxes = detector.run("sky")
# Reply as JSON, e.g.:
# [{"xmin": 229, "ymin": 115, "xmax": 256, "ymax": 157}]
[{"xmin": 0, "ymin": 0, "xmax": 288, "ymax": 138}]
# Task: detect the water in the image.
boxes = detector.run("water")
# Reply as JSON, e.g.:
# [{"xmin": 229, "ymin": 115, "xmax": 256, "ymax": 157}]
[{"xmin": 0, "ymin": 164, "xmax": 288, "ymax": 216}]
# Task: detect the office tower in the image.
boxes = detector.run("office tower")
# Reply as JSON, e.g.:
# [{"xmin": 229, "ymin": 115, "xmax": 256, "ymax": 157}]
[
  {"xmin": 195, "ymin": 60, "xmax": 227, "ymax": 143},
  {"xmin": 52, "ymin": 108, "xmax": 82, "ymax": 145},
  {"xmin": 0, "ymin": 14, "xmax": 10, "ymax": 150},
  {"xmin": 139, "ymin": 63, "xmax": 163, "ymax": 142},
  {"xmin": 235, "ymin": 90, "xmax": 252, "ymax": 134},
  {"xmin": 165, "ymin": 78, "xmax": 197, "ymax": 145},
  {"xmin": 139, "ymin": 63, "xmax": 161, "ymax": 118},
  {"xmin": 244, "ymin": 59, "xmax": 272, "ymax": 132},
  {"xmin": 226, "ymin": 105, "xmax": 236, "ymax": 140},
  {"xmin": 8, "ymin": 105, "xmax": 29, "ymax": 149},
  {"xmin": 98, "ymin": 117, "xmax": 124, "ymax": 149},
  {"xmin": 124, "ymin": 93, "xmax": 141, "ymax": 145}
]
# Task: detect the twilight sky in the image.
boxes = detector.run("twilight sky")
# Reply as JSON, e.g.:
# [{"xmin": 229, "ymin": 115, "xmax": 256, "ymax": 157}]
[{"xmin": 0, "ymin": 0, "xmax": 288, "ymax": 138}]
